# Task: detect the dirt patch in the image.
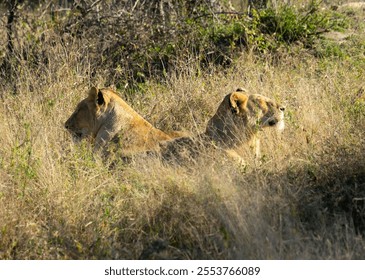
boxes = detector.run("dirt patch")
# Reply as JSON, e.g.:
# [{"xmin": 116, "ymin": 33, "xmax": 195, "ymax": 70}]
[
  {"xmin": 322, "ymin": 31, "xmax": 352, "ymax": 42},
  {"xmin": 340, "ymin": 2, "xmax": 365, "ymax": 10}
]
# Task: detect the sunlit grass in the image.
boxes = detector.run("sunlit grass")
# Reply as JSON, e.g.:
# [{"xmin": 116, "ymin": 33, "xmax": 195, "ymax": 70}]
[{"xmin": 0, "ymin": 2, "xmax": 365, "ymax": 260}]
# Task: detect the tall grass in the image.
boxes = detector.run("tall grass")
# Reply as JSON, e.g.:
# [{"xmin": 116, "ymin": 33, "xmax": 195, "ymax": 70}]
[{"xmin": 1, "ymin": 2, "xmax": 365, "ymax": 259}]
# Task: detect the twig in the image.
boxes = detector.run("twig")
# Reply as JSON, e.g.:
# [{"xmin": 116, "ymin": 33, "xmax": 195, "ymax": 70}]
[
  {"xmin": 90, "ymin": 0, "xmax": 102, "ymax": 9},
  {"xmin": 193, "ymin": 11, "xmax": 246, "ymax": 21},
  {"xmin": 131, "ymin": 0, "xmax": 140, "ymax": 13},
  {"xmin": 40, "ymin": 1, "xmax": 53, "ymax": 18}
]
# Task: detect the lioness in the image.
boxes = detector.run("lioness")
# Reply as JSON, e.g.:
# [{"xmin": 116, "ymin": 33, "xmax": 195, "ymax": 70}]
[
  {"xmin": 160, "ymin": 88, "xmax": 285, "ymax": 163},
  {"xmin": 65, "ymin": 87, "xmax": 179, "ymax": 155}
]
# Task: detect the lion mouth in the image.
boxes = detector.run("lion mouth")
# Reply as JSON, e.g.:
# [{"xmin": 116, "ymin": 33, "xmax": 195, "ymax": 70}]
[
  {"xmin": 74, "ymin": 132, "xmax": 83, "ymax": 138},
  {"xmin": 264, "ymin": 117, "xmax": 279, "ymax": 127},
  {"xmin": 65, "ymin": 128, "xmax": 82, "ymax": 138},
  {"xmin": 268, "ymin": 119, "xmax": 277, "ymax": 126},
  {"xmin": 65, "ymin": 125, "xmax": 89, "ymax": 139},
  {"xmin": 263, "ymin": 116, "xmax": 284, "ymax": 129},
  {"xmin": 67, "ymin": 130, "xmax": 84, "ymax": 141}
]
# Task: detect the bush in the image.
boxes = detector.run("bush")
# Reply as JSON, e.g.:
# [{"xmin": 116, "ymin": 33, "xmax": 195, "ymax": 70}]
[
  {"xmin": 253, "ymin": 2, "xmax": 348, "ymax": 49},
  {"xmin": 0, "ymin": 0, "xmax": 350, "ymax": 90}
]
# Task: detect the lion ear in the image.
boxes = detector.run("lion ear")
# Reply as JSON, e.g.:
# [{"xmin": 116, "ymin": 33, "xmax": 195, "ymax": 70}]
[
  {"xmin": 88, "ymin": 86, "xmax": 98, "ymax": 99},
  {"xmin": 88, "ymin": 87, "xmax": 105, "ymax": 106},
  {"xmin": 229, "ymin": 92, "xmax": 248, "ymax": 114},
  {"xmin": 96, "ymin": 90, "xmax": 105, "ymax": 105}
]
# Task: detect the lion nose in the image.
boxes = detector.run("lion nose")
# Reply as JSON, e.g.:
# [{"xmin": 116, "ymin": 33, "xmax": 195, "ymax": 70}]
[
  {"xmin": 279, "ymin": 106, "xmax": 285, "ymax": 112},
  {"xmin": 65, "ymin": 121, "xmax": 70, "ymax": 129}
]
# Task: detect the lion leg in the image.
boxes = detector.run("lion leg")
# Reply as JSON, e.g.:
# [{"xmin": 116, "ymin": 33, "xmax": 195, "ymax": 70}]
[
  {"xmin": 254, "ymin": 137, "xmax": 261, "ymax": 159},
  {"xmin": 248, "ymin": 136, "xmax": 261, "ymax": 160},
  {"xmin": 225, "ymin": 149, "xmax": 247, "ymax": 168}
]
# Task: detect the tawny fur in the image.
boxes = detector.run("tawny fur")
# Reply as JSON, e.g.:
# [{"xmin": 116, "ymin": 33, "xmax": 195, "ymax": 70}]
[
  {"xmin": 160, "ymin": 88, "xmax": 285, "ymax": 163},
  {"xmin": 65, "ymin": 87, "xmax": 182, "ymax": 156}
]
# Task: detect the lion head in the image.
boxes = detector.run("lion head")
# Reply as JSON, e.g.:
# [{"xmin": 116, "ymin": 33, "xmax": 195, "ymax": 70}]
[
  {"xmin": 205, "ymin": 88, "xmax": 285, "ymax": 148},
  {"xmin": 64, "ymin": 87, "xmax": 106, "ymax": 141}
]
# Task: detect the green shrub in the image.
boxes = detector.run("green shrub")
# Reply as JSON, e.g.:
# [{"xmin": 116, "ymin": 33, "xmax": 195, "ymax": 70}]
[
  {"xmin": 255, "ymin": 2, "xmax": 348, "ymax": 47},
  {"xmin": 0, "ymin": 1, "xmax": 351, "ymax": 89}
]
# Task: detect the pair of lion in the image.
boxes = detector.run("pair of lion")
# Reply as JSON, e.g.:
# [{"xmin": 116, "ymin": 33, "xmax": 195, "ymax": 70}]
[{"xmin": 65, "ymin": 87, "xmax": 285, "ymax": 163}]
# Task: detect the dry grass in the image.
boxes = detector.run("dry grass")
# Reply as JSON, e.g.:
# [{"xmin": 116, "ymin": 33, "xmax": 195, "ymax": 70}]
[{"xmin": 1, "ymin": 4, "xmax": 365, "ymax": 260}]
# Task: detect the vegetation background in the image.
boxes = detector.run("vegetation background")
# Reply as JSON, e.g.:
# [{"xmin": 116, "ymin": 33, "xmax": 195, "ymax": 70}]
[{"xmin": 0, "ymin": 0, "xmax": 365, "ymax": 259}]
